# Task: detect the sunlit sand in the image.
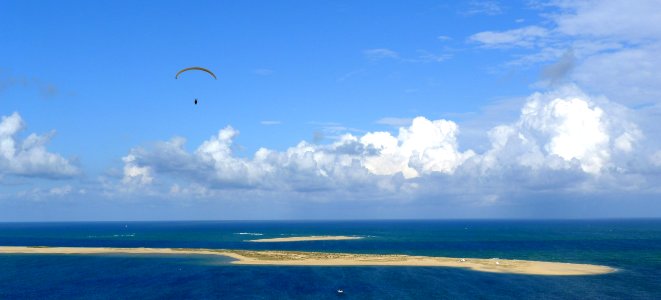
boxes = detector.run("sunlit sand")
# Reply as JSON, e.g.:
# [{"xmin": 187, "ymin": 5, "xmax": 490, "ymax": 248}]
[
  {"xmin": 248, "ymin": 235, "xmax": 363, "ymax": 242},
  {"xmin": 0, "ymin": 246, "xmax": 614, "ymax": 276}
]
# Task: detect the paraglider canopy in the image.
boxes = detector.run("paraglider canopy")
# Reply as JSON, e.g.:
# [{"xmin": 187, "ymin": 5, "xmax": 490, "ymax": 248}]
[{"xmin": 175, "ymin": 66, "xmax": 217, "ymax": 79}]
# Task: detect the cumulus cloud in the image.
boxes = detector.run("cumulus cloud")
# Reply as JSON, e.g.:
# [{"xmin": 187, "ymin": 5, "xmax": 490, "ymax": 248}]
[
  {"xmin": 122, "ymin": 153, "xmax": 153, "ymax": 186},
  {"xmin": 119, "ymin": 116, "xmax": 474, "ymax": 193},
  {"xmin": 477, "ymin": 87, "xmax": 636, "ymax": 175},
  {"xmin": 0, "ymin": 112, "xmax": 78, "ymax": 179},
  {"xmin": 117, "ymin": 87, "xmax": 647, "ymax": 200},
  {"xmin": 361, "ymin": 117, "xmax": 474, "ymax": 178}
]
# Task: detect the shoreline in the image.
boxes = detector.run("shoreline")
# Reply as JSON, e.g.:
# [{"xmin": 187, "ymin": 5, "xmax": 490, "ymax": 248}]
[
  {"xmin": 248, "ymin": 235, "xmax": 363, "ymax": 242},
  {"xmin": 0, "ymin": 246, "xmax": 615, "ymax": 276}
]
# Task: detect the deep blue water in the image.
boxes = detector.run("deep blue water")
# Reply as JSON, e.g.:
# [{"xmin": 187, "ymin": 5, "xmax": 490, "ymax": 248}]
[{"xmin": 0, "ymin": 220, "xmax": 660, "ymax": 299}]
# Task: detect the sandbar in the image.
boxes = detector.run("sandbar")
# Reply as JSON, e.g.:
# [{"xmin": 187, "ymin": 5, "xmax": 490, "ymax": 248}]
[
  {"xmin": 248, "ymin": 235, "xmax": 363, "ymax": 242},
  {"xmin": 0, "ymin": 246, "xmax": 615, "ymax": 276}
]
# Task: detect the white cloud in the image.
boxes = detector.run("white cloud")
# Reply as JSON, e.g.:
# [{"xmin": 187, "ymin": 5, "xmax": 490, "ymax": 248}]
[
  {"xmin": 363, "ymin": 48, "xmax": 399, "ymax": 60},
  {"xmin": 49, "ymin": 185, "xmax": 73, "ymax": 196},
  {"xmin": 468, "ymin": 1, "xmax": 661, "ymax": 106},
  {"xmin": 195, "ymin": 127, "xmax": 272, "ymax": 187},
  {"xmin": 0, "ymin": 112, "xmax": 78, "ymax": 179},
  {"xmin": 364, "ymin": 49, "xmax": 451, "ymax": 64},
  {"xmin": 479, "ymin": 87, "xmax": 616, "ymax": 174},
  {"xmin": 540, "ymin": 49, "xmax": 575, "ymax": 84},
  {"xmin": 470, "ymin": 26, "xmax": 549, "ymax": 48},
  {"xmin": 465, "ymin": 1, "xmax": 503, "ymax": 16},
  {"xmin": 361, "ymin": 117, "xmax": 474, "ymax": 178},
  {"xmin": 651, "ymin": 151, "xmax": 661, "ymax": 167},
  {"xmin": 614, "ymin": 132, "xmax": 636, "ymax": 153},
  {"xmin": 15, "ymin": 184, "xmax": 84, "ymax": 200},
  {"xmin": 119, "ymin": 116, "xmax": 474, "ymax": 194},
  {"xmin": 122, "ymin": 153, "xmax": 153, "ymax": 186},
  {"xmin": 553, "ymin": 0, "xmax": 661, "ymax": 40},
  {"xmin": 117, "ymin": 87, "xmax": 646, "ymax": 199},
  {"xmin": 572, "ymin": 44, "xmax": 661, "ymax": 105}
]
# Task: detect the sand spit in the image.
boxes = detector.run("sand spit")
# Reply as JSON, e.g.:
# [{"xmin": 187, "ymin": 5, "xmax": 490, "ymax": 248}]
[
  {"xmin": 248, "ymin": 236, "xmax": 363, "ymax": 242},
  {"xmin": 0, "ymin": 246, "xmax": 615, "ymax": 276}
]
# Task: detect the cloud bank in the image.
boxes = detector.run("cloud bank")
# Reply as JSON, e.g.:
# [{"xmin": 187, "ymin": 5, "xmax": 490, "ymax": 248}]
[{"xmin": 118, "ymin": 87, "xmax": 651, "ymax": 202}]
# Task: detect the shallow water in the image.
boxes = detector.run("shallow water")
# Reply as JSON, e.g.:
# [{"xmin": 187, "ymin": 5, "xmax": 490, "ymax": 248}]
[{"xmin": 1, "ymin": 220, "xmax": 660, "ymax": 299}]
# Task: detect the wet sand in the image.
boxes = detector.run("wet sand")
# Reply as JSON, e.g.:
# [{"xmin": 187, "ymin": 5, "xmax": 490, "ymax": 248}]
[{"xmin": 0, "ymin": 246, "xmax": 615, "ymax": 276}]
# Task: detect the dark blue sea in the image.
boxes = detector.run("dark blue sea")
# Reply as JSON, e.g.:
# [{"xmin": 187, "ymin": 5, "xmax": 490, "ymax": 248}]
[{"xmin": 1, "ymin": 220, "xmax": 660, "ymax": 299}]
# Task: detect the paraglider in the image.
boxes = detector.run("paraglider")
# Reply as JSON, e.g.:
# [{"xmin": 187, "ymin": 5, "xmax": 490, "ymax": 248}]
[
  {"xmin": 175, "ymin": 66, "xmax": 217, "ymax": 80},
  {"xmin": 176, "ymin": 66, "xmax": 216, "ymax": 105}
]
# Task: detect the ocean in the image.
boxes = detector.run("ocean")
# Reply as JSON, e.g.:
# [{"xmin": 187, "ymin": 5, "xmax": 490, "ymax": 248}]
[{"xmin": 0, "ymin": 220, "xmax": 660, "ymax": 299}]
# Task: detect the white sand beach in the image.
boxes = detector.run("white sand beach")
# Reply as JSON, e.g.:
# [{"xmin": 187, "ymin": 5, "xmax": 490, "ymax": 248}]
[
  {"xmin": 0, "ymin": 246, "xmax": 615, "ymax": 276},
  {"xmin": 248, "ymin": 235, "xmax": 363, "ymax": 242}
]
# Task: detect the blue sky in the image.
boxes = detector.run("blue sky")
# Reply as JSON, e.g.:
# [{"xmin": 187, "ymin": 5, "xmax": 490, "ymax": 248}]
[{"xmin": 2, "ymin": 1, "xmax": 661, "ymax": 220}]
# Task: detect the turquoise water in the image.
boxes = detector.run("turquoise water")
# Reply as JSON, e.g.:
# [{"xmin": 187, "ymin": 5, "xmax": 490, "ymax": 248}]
[{"xmin": 0, "ymin": 220, "xmax": 660, "ymax": 299}]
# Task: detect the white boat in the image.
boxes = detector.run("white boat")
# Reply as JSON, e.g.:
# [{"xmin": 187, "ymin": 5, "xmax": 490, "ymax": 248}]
[{"xmin": 337, "ymin": 289, "xmax": 344, "ymax": 294}]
